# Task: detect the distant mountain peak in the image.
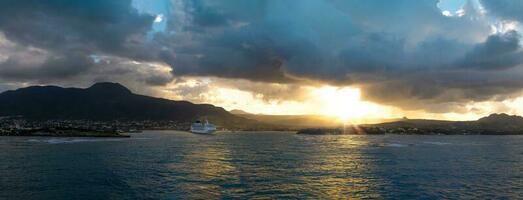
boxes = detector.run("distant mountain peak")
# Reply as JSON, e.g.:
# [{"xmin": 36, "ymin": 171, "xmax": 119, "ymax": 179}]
[
  {"xmin": 0, "ymin": 82, "xmax": 252, "ymax": 127},
  {"xmin": 87, "ymin": 82, "xmax": 132, "ymax": 94},
  {"xmin": 478, "ymin": 113, "xmax": 523, "ymax": 123},
  {"xmin": 230, "ymin": 109, "xmax": 251, "ymax": 115}
]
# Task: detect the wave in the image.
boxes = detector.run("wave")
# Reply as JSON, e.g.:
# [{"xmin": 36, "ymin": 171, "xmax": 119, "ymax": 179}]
[
  {"xmin": 384, "ymin": 143, "xmax": 407, "ymax": 147},
  {"xmin": 423, "ymin": 141, "xmax": 452, "ymax": 145},
  {"xmin": 27, "ymin": 137, "xmax": 149, "ymax": 144}
]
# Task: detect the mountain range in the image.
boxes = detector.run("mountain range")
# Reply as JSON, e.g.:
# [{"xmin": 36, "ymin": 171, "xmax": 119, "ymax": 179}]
[{"xmin": 0, "ymin": 82, "xmax": 256, "ymax": 128}]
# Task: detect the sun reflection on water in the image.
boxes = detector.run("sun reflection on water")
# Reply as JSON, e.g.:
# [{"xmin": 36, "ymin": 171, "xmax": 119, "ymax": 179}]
[
  {"xmin": 291, "ymin": 135, "xmax": 384, "ymax": 198},
  {"xmin": 167, "ymin": 139, "xmax": 239, "ymax": 199},
  {"xmin": 162, "ymin": 132, "xmax": 385, "ymax": 199}
]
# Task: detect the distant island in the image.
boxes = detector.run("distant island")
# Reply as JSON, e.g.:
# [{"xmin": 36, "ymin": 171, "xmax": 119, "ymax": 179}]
[{"xmin": 297, "ymin": 113, "xmax": 523, "ymax": 135}]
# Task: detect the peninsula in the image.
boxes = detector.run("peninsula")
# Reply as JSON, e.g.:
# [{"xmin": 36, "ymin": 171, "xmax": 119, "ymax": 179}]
[{"xmin": 297, "ymin": 113, "xmax": 523, "ymax": 135}]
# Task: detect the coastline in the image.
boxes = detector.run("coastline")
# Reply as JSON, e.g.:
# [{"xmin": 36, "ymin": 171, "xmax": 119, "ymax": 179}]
[
  {"xmin": 296, "ymin": 127, "xmax": 523, "ymax": 135},
  {"xmin": 0, "ymin": 129, "xmax": 130, "ymax": 137},
  {"xmin": 0, "ymin": 133, "xmax": 130, "ymax": 138}
]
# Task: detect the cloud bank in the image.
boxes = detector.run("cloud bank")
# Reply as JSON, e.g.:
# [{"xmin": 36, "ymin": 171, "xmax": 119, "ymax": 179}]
[{"xmin": 0, "ymin": 0, "xmax": 523, "ymax": 114}]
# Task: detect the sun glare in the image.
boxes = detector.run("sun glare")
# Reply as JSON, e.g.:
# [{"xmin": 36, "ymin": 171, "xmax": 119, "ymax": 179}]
[
  {"xmin": 166, "ymin": 78, "xmax": 399, "ymax": 123},
  {"xmin": 310, "ymin": 86, "xmax": 387, "ymax": 123}
]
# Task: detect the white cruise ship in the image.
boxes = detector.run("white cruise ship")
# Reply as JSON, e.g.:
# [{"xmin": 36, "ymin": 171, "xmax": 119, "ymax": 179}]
[{"xmin": 190, "ymin": 119, "xmax": 216, "ymax": 134}]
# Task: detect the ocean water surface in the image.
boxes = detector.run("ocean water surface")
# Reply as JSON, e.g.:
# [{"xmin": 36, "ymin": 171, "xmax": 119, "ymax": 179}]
[{"xmin": 1, "ymin": 131, "xmax": 523, "ymax": 199}]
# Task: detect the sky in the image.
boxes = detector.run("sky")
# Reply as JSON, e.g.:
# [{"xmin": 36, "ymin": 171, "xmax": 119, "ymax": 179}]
[{"xmin": 1, "ymin": 0, "xmax": 523, "ymax": 121}]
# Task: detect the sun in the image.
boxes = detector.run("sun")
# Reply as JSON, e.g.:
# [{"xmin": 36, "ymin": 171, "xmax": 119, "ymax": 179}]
[{"xmin": 311, "ymin": 86, "xmax": 381, "ymax": 122}]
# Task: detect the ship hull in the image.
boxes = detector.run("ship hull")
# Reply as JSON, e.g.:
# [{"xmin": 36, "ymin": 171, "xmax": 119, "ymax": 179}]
[
  {"xmin": 190, "ymin": 120, "xmax": 216, "ymax": 134},
  {"xmin": 190, "ymin": 129, "xmax": 216, "ymax": 134}
]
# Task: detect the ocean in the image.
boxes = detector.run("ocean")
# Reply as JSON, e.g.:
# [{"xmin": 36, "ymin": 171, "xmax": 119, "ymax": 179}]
[{"xmin": 1, "ymin": 131, "xmax": 523, "ymax": 199}]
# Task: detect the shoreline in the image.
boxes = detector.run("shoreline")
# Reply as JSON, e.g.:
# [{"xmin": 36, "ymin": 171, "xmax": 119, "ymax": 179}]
[
  {"xmin": 0, "ymin": 130, "xmax": 130, "ymax": 138},
  {"xmin": 0, "ymin": 134, "xmax": 130, "ymax": 138}
]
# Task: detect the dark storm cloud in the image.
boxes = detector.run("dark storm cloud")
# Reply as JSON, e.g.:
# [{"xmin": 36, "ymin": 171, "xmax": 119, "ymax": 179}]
[
  {"xmin": 165, "ymin": 0, "xmax": 471, "ymax": 83},
  {"xmin": 0, "ymin": 0, "xmax": 172, "ymax": 87},
  {"xmin": 459, "ymin": 31, "xmax": 522, "ymax": 70},
  {"xmin": 363, "ymin": 81, "xmax": 516, "ymax": 111},
  {"xmin": 0, "ymin": 0, "xmax": 154, "ymax": 56},
  {"xmin": 0, "ymin": 52, "xmax": 93, "ymax": 81},
  {"xmin": 360, "ymin": 67, "xmax": 523, "ymax": 112},
  {"xmin": 161, "ymin": 20, "xmax": 298, "ymax": 83},
  {"xmin": 144, "ymin": 74, "xmax": 173, "ymax": 86}
]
